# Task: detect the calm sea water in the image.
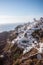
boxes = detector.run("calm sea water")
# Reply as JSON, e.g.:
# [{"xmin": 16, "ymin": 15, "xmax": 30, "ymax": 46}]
[{"xmin": 0, "ymin": 23, "xmax": 23, "ymax": 32}]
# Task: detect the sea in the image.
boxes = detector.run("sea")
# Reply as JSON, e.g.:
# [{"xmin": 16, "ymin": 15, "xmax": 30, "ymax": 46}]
[{"xmin": 0, "ymin": 23, "xmax": 23, "ymax": 32}]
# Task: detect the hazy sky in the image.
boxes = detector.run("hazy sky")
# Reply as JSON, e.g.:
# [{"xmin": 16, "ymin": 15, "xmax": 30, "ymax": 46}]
[{"xmin": 0, "ymin": 0, "xmax": 43, "ymax": 24}]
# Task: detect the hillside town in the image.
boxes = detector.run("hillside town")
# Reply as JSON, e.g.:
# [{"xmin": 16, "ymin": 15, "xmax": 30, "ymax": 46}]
[{"xmin": 0, "ymin": 17, "xmax": 43, "ymax": 65}]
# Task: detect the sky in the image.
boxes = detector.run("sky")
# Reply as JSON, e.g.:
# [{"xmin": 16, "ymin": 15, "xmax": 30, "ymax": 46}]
[{"xmin": 0, "ymin": 0, "xmax": 43, "ymax": 24}]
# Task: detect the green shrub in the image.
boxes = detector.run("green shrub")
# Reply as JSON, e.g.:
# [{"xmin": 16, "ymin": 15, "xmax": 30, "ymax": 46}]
[{"xmin": 13, "ymin": 53, "xmax": 20, "ymax": 60}]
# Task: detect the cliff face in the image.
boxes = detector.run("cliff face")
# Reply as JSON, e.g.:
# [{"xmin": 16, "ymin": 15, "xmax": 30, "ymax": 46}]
[{"xmin": 0, "ymin": 17, "xmax": 43, "ymax": 65}]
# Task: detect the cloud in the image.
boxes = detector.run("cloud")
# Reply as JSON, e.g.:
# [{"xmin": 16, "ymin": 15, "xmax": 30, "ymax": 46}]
[{"xmin": 0, "ymin": 15, "xmax": 40, "ymax": 24}]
